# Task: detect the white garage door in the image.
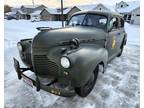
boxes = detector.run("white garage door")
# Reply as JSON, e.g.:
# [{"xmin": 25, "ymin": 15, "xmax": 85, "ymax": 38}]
[{"xmin": 134, "ymin": 15, "xmax": 140, "ymax": 25}]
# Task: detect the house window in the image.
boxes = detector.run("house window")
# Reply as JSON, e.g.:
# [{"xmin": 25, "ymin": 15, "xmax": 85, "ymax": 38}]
[
  {"xmin": 124, "ymin": 14, "xmax": 127, "ymax": 20},
  {"xmin": 120, "ymin": 18, "xmax": 124, "ymax": 28},
  {"xmin": 109, "ymin": 17, "xmax": 119, "ymax": 30},
  {"xmin": 136, "ymin": 14, "xmax": 140, "ymax": 16},
  {"xmin": 121, "ymin": 5, "xmax": 123, "ymax": 8},
  {"xmin": 128, "ymin": 14, "xmax": 131, "ymax": 20},
  {"xmin": 99, "ymin": 8, "xmax": 101, "ymax": 10}
]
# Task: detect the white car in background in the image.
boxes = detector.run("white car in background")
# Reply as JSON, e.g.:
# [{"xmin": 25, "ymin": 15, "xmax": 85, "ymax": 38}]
[{"xmin": 31, "ymin": 16, "xmax": 40, "ymax": 22}]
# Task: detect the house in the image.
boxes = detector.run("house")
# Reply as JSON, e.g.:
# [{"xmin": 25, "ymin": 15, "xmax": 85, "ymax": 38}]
[
  {"xmin": 116, "ymin": 1, "xmax": 140, "ymax": 24},
  {"xmin": 20, "ymin": 5, "xmax": 35, "ymax": 14},
  {"xmin": 40, "ymin": 8, "xmax": 68, "ymax": 21},
  {"xmin": 30, "ymin": 10, "xmax": 41, "ymax": 21},
  {"xmin": 11, "ymin": 7, "xmax": 20, "ymax": 12},
  {"xmin": 40, "ymin": 6, "xmax": 81, "ymax": 21},
  {"xmin": 77, "ymin": 4, "xmax": 97, "ymax": 11},
  {"xmin": 35, "ymin": 5, "xmax": 47, "ymax": 11},
  {"xmin": 93, "ymin": 3, "xmax": 110, "ymax": 11},
  {"xmin": 15, "ymin": 5, "xmax": 46, "ymax": 20},
  {"xmin": 40, "ymin": 8, "xmax": 58, "ymax": 21},
  {"xmin": 65, "ymin": 6, "xmax": 81, "ymax": 19},
  {"xmin": 16, "ymin": 10, "xmax": 31, "ymax": 19},
  {"xmin": 77, "ymin": 3, "xmax": 115, "ymax": 12}
]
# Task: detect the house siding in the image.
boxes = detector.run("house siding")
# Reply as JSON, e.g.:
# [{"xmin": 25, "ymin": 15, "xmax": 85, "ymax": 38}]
[
  {"xmin": 67, "ymin": 7, "xmax": 81, "ymax": 19},
  {"xmin": 131, "ymin": 7, "xmax": 140, "ymax": 25},
  {"xmin": 116, "ymin": 1, "xmax": 140, "ymax": 25},
  {"xmin": 35, "ymin": 5, "xmax": 46, "ymax": 11},
  {"xmin": 41, "ymin": 10, "xmax": 55, "ymax": 21},
  {"xmin": 116, "ymin": 1, "xmax": 128, "ymax": 8},
  {"xmin": 93, "ymin": 4, "xmax": 110, "ymax": 11}
]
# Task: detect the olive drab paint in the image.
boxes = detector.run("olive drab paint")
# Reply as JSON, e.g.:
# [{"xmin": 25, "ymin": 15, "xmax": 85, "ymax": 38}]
[{"xmin": 14, "ymin": 11, "xmax": 127, "ymax": 97}]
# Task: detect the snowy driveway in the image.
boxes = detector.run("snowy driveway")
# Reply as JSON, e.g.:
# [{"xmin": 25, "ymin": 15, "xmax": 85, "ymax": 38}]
[{"xmin": 4, "ymin": 20, "xmax": 139, "ymax": 108}]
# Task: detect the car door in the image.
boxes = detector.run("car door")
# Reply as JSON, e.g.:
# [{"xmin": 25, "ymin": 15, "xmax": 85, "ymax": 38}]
[
  {"xmin": 107, "ymin": 17, "xmax": 121, "ymax": 61},
  {"xmin": 117, "ymin": 18, "xmax": 126, "ymax": 50}
]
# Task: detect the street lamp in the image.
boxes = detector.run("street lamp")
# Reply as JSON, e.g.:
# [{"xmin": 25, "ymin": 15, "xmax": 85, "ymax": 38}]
[{"xmin": 61, "ymin": 0, "xmax": 64, "ymax": 27}]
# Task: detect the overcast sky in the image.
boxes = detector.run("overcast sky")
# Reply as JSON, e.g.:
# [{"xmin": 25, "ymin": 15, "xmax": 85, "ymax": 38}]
[{"xmin": 5, "ymin": 0, "xmax": 140, "ymax": 8}]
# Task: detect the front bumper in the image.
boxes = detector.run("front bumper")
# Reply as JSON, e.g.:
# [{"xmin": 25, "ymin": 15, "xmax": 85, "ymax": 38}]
[{"xmin": 13, "ymin": 58, "xmax": 76, "ymax": 97}]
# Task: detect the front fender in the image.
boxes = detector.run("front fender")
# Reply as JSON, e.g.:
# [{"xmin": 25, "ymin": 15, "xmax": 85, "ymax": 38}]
[{"xmin": 66, "ymin": 44, "xmax": 108, "ymax": 87}]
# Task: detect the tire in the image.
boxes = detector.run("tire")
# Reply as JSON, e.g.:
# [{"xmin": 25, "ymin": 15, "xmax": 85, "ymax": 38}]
[{"xmin": 75, "ymin": 65, "xmax": 99, "ymax": 97}]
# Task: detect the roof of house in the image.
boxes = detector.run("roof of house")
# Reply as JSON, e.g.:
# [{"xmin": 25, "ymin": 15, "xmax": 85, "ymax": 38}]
[
  {"xmin": 77, "ymin": 4, "xmax": 97, "ymax": 11},
  {"xmin": 30, "ymin": 10, "xmax": 42, "ymax": 15},
  {"xmin": 94, "ymin": 3, "xmax": 116, "ymax": 12},
  {"xmin": 77, "ymin": 3, "xmax": 116, "ymax": 12},
  {"xmin": 44, "ymin": 7, "xmax": 72, "ymax": 15},
  {"xmin": 21, "ymin": 5, "xmax": 44, "ymax": 9},
  {"xmin": 16, "ymin": 10, "xmax": 26, "ymax": 14},
  {"xmin": 116, "ymin": 1, "xmax": 140, "ymax": 13},
  {"xmin": 44, "ymin": 8, "xmax": 57, "ymax": 14}
]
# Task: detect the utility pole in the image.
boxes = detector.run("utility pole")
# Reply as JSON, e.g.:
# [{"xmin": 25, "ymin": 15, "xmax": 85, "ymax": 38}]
[
  {"xmin": 32, "ymin": 0, "xmax": 35, "ymax": 7},
  {"xmin": 61, "ymin": 0, "xmax": 64, "ymax": 27}
]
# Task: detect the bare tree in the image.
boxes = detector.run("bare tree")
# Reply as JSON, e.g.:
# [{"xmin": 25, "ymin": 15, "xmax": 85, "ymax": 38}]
[{"xmin": 4, "ymin": 5, "xmax": 12, "ymax": 13}]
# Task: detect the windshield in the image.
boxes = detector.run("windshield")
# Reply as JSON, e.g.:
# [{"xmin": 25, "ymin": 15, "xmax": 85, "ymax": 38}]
[{"xmin": 68, "ymin": 14, "xmax": 108, "ymax": 29}]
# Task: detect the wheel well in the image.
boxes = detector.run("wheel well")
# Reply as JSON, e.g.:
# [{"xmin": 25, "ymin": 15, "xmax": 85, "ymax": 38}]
[
  {"xmin": 98, "ymin": 61, "xmax": 104, "ymax": 73},
  {"xmin": 99, "ymin": 61, "xmax": 104, "ymax": 66},
  {"xmin": 121, "ymin": 36, "xmax": 126, "ymax": 49}
]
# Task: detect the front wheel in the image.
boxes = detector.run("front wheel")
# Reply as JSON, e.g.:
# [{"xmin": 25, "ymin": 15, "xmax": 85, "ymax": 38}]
[{"xmin": 75, "ymin": 65, "xmax": 99, "ymax": 97}]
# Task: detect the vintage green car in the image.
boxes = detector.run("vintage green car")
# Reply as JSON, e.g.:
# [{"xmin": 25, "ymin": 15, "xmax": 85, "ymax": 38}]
[{"xmin": 13, "ymin": 10, "xmax": 127, "ymax": 97}]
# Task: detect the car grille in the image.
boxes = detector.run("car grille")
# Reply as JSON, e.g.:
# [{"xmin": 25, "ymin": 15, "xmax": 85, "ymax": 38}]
[
  {"xmin": 33, "ymin": 55, "xmax": 59, "ymax": 76},
  {"xmin": 25, "ymin": 53, "xmax": 32, "ymax": 65}
]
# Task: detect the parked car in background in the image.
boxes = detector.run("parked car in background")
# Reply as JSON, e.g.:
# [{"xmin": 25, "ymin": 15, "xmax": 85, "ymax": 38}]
[
  {"xmin": 31, "ymin": 16, "xmax": 40, "ymax": 22},
  {"xmin": 7, "ymin": 15, "xmax": 17, "ymax": 20}
]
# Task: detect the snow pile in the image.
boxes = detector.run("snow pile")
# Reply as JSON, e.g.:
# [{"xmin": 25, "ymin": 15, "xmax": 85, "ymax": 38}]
[
  {"xmin": 4, "ymin": 20, "xmax": 62, "ymax": 48},
  {"xmin": 4, "ymin": 20, "xmax": 139, "ymax": 108},
  {"xmin": 125, "ymin": 22, "xmax": 140, "ymax": 45}
]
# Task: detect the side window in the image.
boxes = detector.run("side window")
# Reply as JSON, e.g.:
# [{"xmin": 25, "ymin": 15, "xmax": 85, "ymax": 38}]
[
  {"xmin": 109, "ymin": 17, "xmax": 119, "ymax": 31},
  {"xmin": 109, "ymin": 18, "xmax": 115, "ymax": 29},
  {"xmin": 113, "ymin": 17, "xmax": 119, "ymax": 29}
]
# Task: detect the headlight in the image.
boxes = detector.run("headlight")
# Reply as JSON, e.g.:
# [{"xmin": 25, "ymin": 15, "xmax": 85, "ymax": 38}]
[
  {"xmin": 61, "ymin": 57, "xmax": 71, "ymax": 68},
  {"xmin": 17, "ymin": 42, "xmax": 23, "ymax": 51}
]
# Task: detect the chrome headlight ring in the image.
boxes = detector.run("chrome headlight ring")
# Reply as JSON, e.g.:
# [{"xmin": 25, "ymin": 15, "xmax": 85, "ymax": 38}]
[
  {"xmin": 61, "ymin": 57, "xmax": 71, "ymax": 69},
  {"xmin": 17, "ymin": 42, "xmax": 23, "ymax": 52}
]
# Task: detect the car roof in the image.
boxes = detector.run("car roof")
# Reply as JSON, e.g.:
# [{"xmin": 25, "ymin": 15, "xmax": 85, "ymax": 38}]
[{"xmin": 72, "ymin": 10, "xmax": 123, "ymax": 18}]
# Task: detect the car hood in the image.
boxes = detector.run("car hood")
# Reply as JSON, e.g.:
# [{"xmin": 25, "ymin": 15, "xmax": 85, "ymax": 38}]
[{"xmin": 32, "ymin": 26, "xmax": 107, "ymax": 48}]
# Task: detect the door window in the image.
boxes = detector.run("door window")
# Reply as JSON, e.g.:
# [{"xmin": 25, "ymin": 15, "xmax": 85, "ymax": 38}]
[
  {"xmin": 109, "ymin": 17, "xmax": 119, "ymax": 31},
  {"xmin": 128, "ymin": 14, "xmax": 131, "ymax": 20}
]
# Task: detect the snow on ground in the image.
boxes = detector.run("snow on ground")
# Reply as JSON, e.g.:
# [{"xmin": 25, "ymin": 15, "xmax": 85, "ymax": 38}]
[
  {"xmin": 125, "ymin": 23, "xmax": 140, "ymax": 45},
  {"xmin": 4, "ymin": 20, "xmax": 62, "ymax": 49},
  {"xmin": 4, "ymin": 20, "xmax": 139, "ymax": 108}
]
